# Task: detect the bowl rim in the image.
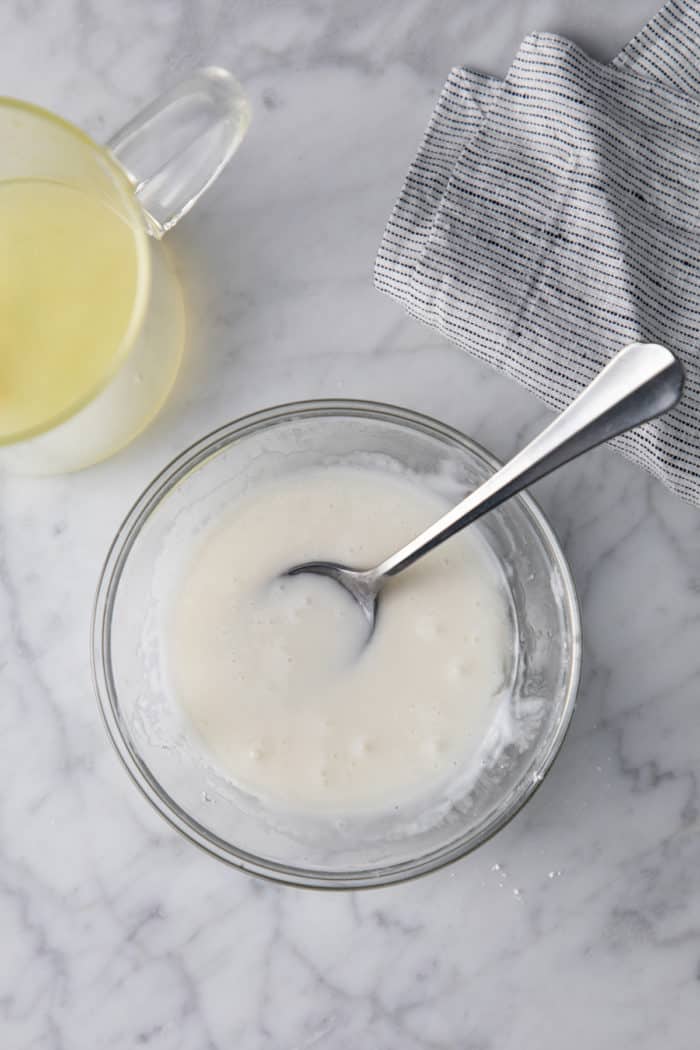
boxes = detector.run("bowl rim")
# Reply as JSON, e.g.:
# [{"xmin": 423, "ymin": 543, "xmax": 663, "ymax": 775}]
[{"xmin": 91, "ymin": 399, "xmax": 582, "ymax": 890}]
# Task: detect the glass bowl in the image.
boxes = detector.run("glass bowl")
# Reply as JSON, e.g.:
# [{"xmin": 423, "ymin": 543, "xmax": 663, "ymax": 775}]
[{"xmin": 92, "ymin": 401, "xmax": 581, "ymax": 889}]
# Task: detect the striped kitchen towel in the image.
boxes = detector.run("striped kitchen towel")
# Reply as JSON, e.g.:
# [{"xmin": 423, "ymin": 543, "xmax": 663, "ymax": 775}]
[{"xmin": 376, "ymin": 0, "xmax": 700, "ymax": 504}]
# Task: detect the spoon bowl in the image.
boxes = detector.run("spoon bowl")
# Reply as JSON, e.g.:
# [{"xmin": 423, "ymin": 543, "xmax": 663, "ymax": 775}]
[{"xmin": 286, "ymin": 561, "xmax": 380, "ymax": 631}]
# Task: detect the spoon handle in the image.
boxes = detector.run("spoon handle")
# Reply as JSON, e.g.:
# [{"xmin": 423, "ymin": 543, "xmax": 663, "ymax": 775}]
[{"xmin": 377, "ymin": 342, "xmax": 684, "ymax": 578}]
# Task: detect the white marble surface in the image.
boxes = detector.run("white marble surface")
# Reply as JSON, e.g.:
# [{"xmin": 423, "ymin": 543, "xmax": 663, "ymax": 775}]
[{"xmin": 2, "ymin": 0, "xmax": 700, "ymax": 1046}]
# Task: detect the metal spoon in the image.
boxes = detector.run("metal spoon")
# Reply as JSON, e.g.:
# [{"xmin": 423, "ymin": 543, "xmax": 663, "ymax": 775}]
[{"xmin": 286, "ymin": 342, "xmax": 684, "ymax": 632}]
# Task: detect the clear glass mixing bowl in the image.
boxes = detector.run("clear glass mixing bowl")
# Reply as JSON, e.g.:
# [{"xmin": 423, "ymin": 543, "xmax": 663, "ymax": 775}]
[{"xmin": 92, "ymin": 401, "xmax": 581, "ymax": 888}]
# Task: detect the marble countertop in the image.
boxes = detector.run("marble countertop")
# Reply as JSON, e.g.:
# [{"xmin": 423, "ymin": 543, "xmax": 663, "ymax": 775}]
[{"xmin": 2, "ymin": 1, "xmax": 699, "ymax": 1047}]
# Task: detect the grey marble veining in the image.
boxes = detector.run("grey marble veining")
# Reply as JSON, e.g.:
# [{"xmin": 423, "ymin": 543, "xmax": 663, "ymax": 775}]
[{"xmin": 1, "ymin": 1, "xmax": 699, "ymax": 1047}]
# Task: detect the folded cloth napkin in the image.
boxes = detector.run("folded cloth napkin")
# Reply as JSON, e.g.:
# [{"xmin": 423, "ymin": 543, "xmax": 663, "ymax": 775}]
[{"xmin": 376, "ymin": 0, "xmax": 700, "ymax": 504}]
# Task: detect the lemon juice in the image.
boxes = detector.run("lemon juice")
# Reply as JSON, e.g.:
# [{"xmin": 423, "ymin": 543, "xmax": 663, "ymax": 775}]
[
  {"xmin": 0, "ymin": 178, "xmax": 145, "ymax": 441},
  {"xmin": 0, "ymin": 177, "xmax": 185, "ymax": 473}
]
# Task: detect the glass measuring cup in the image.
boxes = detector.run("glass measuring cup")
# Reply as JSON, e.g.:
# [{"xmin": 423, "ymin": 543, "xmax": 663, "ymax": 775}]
[{"xmin": 0, "ymin": 68, "xmax": 250, "ymax": 474}]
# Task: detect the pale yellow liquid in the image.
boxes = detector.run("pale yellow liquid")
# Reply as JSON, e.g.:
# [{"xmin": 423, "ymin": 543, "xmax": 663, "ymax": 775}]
[{"xmin": 0, "ymin": 178, "xmax": 141, "ymax": 442}]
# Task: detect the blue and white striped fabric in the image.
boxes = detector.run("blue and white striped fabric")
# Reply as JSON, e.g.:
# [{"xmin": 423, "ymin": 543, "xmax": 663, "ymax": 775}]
[{"xmin": 376, "ymin": 0, "xmax": 700, "ymax": 504}]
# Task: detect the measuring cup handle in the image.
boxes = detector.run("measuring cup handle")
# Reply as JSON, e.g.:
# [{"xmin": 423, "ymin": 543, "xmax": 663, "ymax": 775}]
[{"xmin": 107, "ymin": 67, "xmax": 251, "ymax": 238}]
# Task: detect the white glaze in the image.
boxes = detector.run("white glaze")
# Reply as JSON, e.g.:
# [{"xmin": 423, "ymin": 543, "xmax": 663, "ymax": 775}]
[{"xmin": 168, "ymin": 466, "xmax": 513, "ymax": 811}]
